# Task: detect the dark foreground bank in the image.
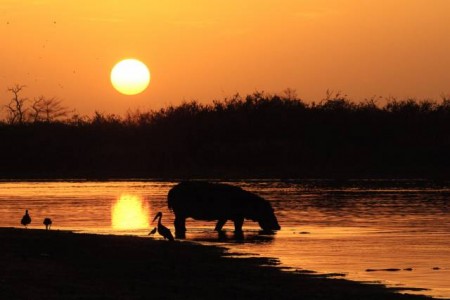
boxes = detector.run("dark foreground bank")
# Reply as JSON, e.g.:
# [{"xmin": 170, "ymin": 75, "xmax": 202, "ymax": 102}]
[{"xmin": 0, "ymin": 228, "xmax": 431, "ymax": 300}]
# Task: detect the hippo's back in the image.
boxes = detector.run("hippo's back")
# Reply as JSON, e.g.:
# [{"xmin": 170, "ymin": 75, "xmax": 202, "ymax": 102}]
[{"xmin": 168, "ymin": 182, "xmax": 261, "ymax": 220}]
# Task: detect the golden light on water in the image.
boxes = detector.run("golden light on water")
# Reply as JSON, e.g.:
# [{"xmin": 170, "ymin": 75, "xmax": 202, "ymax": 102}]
[{"xmin": 111, "ymin": 194, "xmax": 150, "ymax": 229}]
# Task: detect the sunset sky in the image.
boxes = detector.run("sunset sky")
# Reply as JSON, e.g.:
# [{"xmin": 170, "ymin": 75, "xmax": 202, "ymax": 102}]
[{"xmin": 1, "ymin": 0, "xmax": 450, "ymax": 115}]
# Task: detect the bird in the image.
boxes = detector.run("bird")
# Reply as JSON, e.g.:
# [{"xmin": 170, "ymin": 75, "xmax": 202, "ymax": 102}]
[
  {"xmin": 43, "ymin": 218, "xmax": 52, "ymax": 230},
  {"xmin": 21, "ymin": 210, "xmax": 31, "ymax": 228},
  {"xmin": 148, "ymin": 227, "xmax": 157, "ymax": 235},
  {"xmin": 152, "ymin": 212, "xmax": 174, "ymax": 241}
]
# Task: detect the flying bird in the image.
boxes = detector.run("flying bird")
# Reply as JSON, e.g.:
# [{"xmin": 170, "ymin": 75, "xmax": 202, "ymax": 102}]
[
  {"xmin": 152, "ymin": 212, "xmax": 174, "ymax": 241},
  {"xmin": 43, "ymin": 218, "xmax": 52, "ymax": 230},
  {"xmin": 21, "ymin": 210, "xmax": 31, "ymax": 228},
  {"xmin": 148, "ymin": 227, "xmax": 157, "ymax": 235}
]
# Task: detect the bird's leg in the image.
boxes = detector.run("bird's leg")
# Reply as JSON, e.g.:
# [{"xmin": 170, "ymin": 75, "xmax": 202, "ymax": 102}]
[
  {"xmin": 215, "ymin": 219, "xmax": 227, "ymax": 232},
  {"xmin": 174, "ymin": 216, "xmax": 186, "ymax": 239}
]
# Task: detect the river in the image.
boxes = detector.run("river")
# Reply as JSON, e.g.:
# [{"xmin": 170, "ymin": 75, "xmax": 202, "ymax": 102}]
[{"xmin": 0, "ymin": 180, "xmax": 448, "ymax": 298}]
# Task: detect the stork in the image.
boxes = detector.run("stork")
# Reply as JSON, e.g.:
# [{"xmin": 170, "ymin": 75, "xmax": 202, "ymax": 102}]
[
  {"xmin": 152, "ymin": 212, "xmax": 174, "ymax": 241},
  {"xmin": 43, "ymin": 218, "xmax": 52, "ymax": 230},
  {"xmin": 21, "ymin": 210, "xmax": 31, "ymax": 228}
]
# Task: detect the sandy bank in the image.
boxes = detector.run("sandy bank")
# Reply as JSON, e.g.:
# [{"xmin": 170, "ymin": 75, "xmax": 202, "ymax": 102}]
[{"xmin": 0, "ymin": 228, "xmax": 431, "ymax": 299}]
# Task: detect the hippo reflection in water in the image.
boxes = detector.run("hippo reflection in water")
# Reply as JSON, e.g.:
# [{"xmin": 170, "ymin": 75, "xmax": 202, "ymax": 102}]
[{"xmin": 168, "ymin": 182, "xmax": 281, "ymax": 238}]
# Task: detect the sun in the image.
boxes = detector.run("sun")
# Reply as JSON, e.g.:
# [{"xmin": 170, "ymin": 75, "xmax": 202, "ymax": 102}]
[{"xmin": 110, "ymin": 58, "xmax": 150, "ymax": 95}]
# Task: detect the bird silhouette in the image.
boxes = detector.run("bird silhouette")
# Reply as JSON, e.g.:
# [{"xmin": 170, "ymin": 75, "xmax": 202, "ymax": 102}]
[
  {"xmin": 148, "ymin": 227, "xmax": 157, "ymax": 235},
  {"xmin": 43, "ymin": 218, "xmax": 52, "ymax": 230},
  {"xmin": 152, "ymin": 212, "xmax": 174, "ymax": 241},
  {"xmin": 21, "ymin": 210, "xmax": 31, "ymax": 228}
]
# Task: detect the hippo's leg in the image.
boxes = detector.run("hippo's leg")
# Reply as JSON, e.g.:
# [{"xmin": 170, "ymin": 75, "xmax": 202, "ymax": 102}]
[
  {"xmin": 215, "ymin": 219, "xmax": 227, "ymax": 231},
  {"xmin": 233, "ymin": 217, "xmax": 244, "ymax": 233},
  {"xmin": 174, "ymin": 216, "xmax": 186, "ymax": 239}
]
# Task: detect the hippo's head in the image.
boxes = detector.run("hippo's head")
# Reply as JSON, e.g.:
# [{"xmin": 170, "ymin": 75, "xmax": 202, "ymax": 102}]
[{"xmin": 256, "ymin": 202, "xmax": 281, "ymax": 231}]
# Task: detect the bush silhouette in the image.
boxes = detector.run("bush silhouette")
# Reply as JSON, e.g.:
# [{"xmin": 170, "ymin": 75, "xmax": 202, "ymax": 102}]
[{"xmin": 1, "ymin": 91, "xmax": 450, "ymax": 179}]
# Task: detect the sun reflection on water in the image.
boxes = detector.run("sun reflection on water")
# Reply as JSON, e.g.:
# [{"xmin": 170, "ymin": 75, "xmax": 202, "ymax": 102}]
[{"xmin": 111, "ymin": 194, "xmax": 150, "ymax": 229}]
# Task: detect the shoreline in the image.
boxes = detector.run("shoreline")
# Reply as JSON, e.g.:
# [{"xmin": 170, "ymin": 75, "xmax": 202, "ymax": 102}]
[
  {"xmin": 0, "ymin": 228, "xmax": 432, "ymax": 299},
  {"xmin": 2, "ymin": 177, "xmax": 450, "ymax": 182},
  {"xmin": 2, "ymin": 178, "xmax": 450, "ymax": 187}
]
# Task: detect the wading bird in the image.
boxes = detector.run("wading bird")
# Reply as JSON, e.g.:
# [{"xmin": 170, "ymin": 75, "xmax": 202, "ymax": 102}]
[
  {"xmin": 21, "ymin": 210, "xmax": 31, "ymax": 228},
  {"xmin": 148, "ymin": 227, "xmax": 157, "ymax": 235},
  {"xmin": 152, "ymin": 212, "xmax": 174, "ymax": 241},
  {"xmin": 43, "ymin": 218, "xmax": 52, "ymax": 230}
]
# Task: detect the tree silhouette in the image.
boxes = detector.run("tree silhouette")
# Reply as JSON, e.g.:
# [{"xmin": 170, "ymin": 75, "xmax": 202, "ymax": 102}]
[
  {"xmin": 4, "ymin": 84, "xmax": 27, "ymax": 124},
  {"xmin": 30, "ymin": 96, "xmax": 71, "ymax": 122}
]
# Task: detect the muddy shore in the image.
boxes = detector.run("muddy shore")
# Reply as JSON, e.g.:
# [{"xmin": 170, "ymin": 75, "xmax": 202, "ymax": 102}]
[{"xmin": 0, "ymin": 228, "xmax": 431, "ymax": 299}]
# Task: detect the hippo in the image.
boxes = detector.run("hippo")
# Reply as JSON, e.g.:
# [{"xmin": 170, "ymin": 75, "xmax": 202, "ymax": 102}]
[{"xmin": 168, "ymin": 181, "xmax": 281, "ymax": 238}]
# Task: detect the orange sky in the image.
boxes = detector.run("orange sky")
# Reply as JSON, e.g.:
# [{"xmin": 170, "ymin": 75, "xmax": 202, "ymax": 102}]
[{"xmin": 1, "ymin": 0, "xmax": 450, "ymax": 115}]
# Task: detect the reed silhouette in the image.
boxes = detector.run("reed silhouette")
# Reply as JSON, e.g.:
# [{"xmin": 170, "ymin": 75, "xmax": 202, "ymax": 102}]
[
  {"xmin": 1, "ymin": 91, "xmax": 450, "ymax": 179},
  {"xmin": 152, "ymin": 212, "xmax": 174, "ymax": 241},
  {"xmin": 21, "ymin": 209, "xmax": 31, "ymax": 228},
  {"xmin": 168, "ymin": 182, "xmax": 280, "ymax": 239},
  {"xmin": 43, "ymin": 217, "xmax": 52, "ymax": 230}
]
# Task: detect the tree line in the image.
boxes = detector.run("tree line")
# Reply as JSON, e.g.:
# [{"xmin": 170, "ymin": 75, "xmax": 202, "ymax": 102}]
[{"xmin": 1, "ymin": 86, "xmax": 450, "ymax": 179}]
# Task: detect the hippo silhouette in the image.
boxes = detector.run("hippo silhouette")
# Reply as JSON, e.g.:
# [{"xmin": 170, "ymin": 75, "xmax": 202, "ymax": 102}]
[{"xmin": 168, "ymin": 181, "xmax": 281, "ymax": 238}]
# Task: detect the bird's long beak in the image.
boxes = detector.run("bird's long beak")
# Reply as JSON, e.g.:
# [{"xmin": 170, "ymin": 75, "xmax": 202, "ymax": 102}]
[{"xmin": 152, "ymin": 213, "xmax": 159, "ymax": 223}]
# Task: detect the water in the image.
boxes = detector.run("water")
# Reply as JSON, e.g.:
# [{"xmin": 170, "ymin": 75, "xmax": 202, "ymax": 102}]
[{"xmin": 0, "ymin": 180, "xmax": 449, "ymax": 299}]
